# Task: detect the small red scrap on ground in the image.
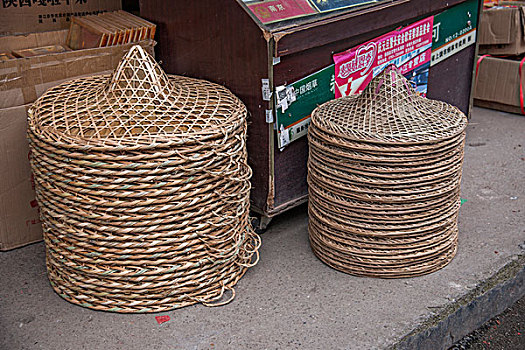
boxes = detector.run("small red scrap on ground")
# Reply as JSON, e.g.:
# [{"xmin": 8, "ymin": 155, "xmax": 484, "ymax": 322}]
[{"xmin": 155, "ymin": 315, "xmax": 170, "ymax": 324}]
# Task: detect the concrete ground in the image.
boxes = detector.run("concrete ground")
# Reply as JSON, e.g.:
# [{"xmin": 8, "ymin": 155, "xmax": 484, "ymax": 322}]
[{"xmin": 0, "ymin": 107, "xmax": 524, "ymax": 350}]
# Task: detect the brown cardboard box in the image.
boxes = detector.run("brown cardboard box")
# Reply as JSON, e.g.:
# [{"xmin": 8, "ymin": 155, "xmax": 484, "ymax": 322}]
[
  {"xmin": 0, "ymin": 29, "xmax": 154, "ymax": 250},
  {"xmin": 0, "ymin": 0, "xmax": 121, "ymax": 36},
  {"xmin": 0, "ymin": 104, "xmax": 42, "ymax": 251},
  {"xmin": 12, "ymin": 44, "xmax": 70, "ymax": 58},
  {"xmin": 474, "ymin": 55, "xmax": 525, "ymax": 115},
  {"xmin": 478, "ymin": 6, "xmax": 525, "ymax": 56}
]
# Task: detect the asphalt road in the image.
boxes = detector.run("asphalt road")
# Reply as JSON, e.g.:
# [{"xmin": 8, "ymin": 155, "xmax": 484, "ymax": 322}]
[{"xmin": 450, "ymin": 295, "xmax": 524, "ymax": 350}]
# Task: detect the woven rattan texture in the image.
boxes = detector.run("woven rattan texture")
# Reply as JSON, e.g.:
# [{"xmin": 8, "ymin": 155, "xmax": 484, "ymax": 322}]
[
  {"xmin": 28, "ymin": 46, "xmax": 260, "ymax": 312},
  {"xmin": 307, "ymin": 66, "xmax": 467, "ymax": 278},
  {"xmin": 29, "ymin": 46, "xmax": 245, "ymax": 149},
  {"xmin": 314, "ymin": 66, "xmax": 467, "ymax": 144}
]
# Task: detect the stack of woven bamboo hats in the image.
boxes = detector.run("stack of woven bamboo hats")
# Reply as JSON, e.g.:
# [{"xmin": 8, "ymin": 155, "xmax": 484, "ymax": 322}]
[
  {"xmin": 307, "ymin": 66, "xmax": 467, "ymax": 278},
  {"xmin": 27, "ymin": 45, "xmax": 260, "ymax": 312}
]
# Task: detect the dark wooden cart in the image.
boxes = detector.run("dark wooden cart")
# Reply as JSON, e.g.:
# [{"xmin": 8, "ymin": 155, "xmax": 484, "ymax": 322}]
[{"xmin": 140, "ymin": 0, "xmax": 481, "ymax": 228}]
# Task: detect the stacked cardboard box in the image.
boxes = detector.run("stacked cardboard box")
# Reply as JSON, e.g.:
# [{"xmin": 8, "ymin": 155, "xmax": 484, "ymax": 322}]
[
  {"xmin": 0, "ymin": 9, "xmax": 155, "ymax": 250},
  {"xmin": 0, "ymin": 0, "xmax": 122, "ymax": 36},
  {"xmin": 474, "ymin": 56, "xmax": 525, "ymax": 114},
  {"xmin": 67, "ymin": 11, "xmax": 156, "ymax": 50},
  {"xmin": 0, "ymin": 11, "xmax": 154, "ymax": 59},
  {"xmin": 484, "ymin": 1, "xmax": 525, "ymax": 9},
  {"xmin": 478, "ymin": 6, "xmax": 525, "ymax": 56},
  {"xmin": 474, "ymin": 5, "xmax": 525, "ymax": 114}
]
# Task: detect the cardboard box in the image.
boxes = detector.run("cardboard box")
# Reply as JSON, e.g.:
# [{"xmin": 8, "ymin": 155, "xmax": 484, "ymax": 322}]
[
  {"xmin": 66, "ymin": 10, "xmax": 156, "ymax": 49},
  {"xmin": 0, "ymin": 29, "xmax": 154, "ymax": 250},
  {"xmin": 484, "ymin": 1, "xmax": 525, "ymax": 7},
  {"xmin": 0, "ymin": 52, "xmax": 16, "ymax": 60},
  {"xmin": 478, "ymin": 6, "xmax": 525, "ymax": 56},
  {"xmin": 474, "ymin": 55, "xmax": 525, "ymax": 115},
  {"xmin": 0, "ymin": 104, "xmax": 43, "ymax": 251},
  {"xmin": 0, "ymin": 0, "xmax": 121, "ymax": 36},
  {"xmin": 12, "ymin": 44, "xmax": 70, "ymax": 58}
]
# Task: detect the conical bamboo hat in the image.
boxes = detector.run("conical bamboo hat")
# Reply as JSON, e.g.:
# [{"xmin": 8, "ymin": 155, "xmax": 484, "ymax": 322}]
[
  {"xmin": 28, "ymin": 45, "xmax": 246, "ymax": 151},
  {"xmin": 311, "ymin": 66, "xmax": 468, "ymax": 145}
]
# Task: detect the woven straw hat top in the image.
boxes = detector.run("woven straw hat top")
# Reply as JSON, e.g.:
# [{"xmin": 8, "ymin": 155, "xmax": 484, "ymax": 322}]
[
  {"xmin": 312, "ymin": 67, "xmax": 468, "ymax": 145},
  {"xmin": 28, "ymin": 45, "xmax": 246, "ymax": 151}
]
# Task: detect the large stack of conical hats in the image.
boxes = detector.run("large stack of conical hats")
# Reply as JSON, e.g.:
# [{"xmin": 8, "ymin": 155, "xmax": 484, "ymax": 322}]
[
  {"xmin": 307, "ymin": 66, "xmax": 467, "ymax": 278},
  {"xmin": 27, "ymin": 45, "xmax": 260, "ymax": 312}
]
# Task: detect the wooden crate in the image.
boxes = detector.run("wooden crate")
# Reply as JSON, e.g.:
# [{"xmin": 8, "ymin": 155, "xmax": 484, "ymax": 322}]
[{"xmin": 140, "ymin": 0, "xmax": 481, "ymax": 226}]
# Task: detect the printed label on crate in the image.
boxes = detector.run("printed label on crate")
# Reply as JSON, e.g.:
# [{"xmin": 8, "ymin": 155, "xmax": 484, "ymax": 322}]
[
  {"xmin": 333, "ymin": 16, "xmax": 433, "ymax": 98},
  {"xmin": 0, "ymin": 0, "xmax": 121, "ymax": 35},
  {"xmin": 246, "ymin": 0, "xmax": 389, "ymax": 24},
  {"xmin": 276, "ymin": 64, "xmax": 335, "ymax": 148},
  {"xmin": 307, "ymin": 0, "xmax": 380, "ymax": 13},
  {"xmin": 431, "ymin": 0, "xmax": 479, "ymax": 66},
  {"xmin": 247, "ymin": 0, "xmax": 316, "ymax": 24}
]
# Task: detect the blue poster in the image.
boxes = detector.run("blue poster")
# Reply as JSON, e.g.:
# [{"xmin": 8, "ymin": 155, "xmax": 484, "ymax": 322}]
[{"xmin": 308, "ymin": 0, "xmax": 379, "ymax": 12}]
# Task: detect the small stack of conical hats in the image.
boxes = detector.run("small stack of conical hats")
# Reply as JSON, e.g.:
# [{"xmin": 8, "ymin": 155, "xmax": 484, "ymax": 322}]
[
  {"xmin": 27, "ymin": 45, "xmax": 260, "ymax": 312},
  {"xmin": 307, "ymin": 66, "xmax": 467, "ymax": 278}
]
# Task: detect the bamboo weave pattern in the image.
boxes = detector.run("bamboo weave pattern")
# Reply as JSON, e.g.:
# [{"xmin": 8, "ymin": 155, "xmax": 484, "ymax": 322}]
[
  {"xmin": 307, "ymin": 66, "xmax": 467, "ymax": 278},
  {"xmin": 28, "ymin": 45, "xmax": 260, "ymax": 312}
]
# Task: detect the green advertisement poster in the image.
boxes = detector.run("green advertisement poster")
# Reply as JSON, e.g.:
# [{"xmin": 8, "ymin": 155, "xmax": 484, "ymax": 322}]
[
  {"xmin": 276, "ymin": 64, "xmax": 335, "ymax": 148},
  {"xmin": 431, "ymin": 0, "xmax": 479, "ymax": 66}
]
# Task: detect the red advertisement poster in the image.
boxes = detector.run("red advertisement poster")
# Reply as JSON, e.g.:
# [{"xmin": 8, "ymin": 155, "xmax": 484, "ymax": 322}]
[
  {"xmin": 247, "ymin": 0, "xmax": 317, "ymax": 24},
  {"xmin": 333, "ymin": 16, "xmax": 434, "ymax": 97}
]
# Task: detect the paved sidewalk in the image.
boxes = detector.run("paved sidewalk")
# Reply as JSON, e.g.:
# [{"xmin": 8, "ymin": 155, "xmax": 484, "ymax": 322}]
[{"xmin": 0, "ymin": 107, "xmax": 524, "ymax": 350}]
